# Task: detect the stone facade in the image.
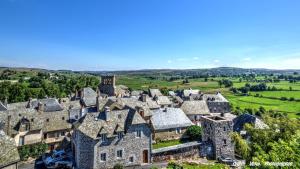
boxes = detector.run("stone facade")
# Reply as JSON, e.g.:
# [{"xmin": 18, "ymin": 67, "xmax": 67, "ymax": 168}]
[
  {"xmin": 201, "ymin": 116, "xmax": 234, "ymax": 159},
  {"xmin": 73, "ymin": 124, "xmax": 151, "ymax": 169},
  {"xmin": 99, "ymin": 75, "xmax": 116, "ymax": 96}
]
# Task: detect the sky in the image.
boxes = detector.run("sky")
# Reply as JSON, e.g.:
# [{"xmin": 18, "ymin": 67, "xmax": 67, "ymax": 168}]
[{"xmin": 0, "ymin": 0, "xmax": 300, "ymax": 71}]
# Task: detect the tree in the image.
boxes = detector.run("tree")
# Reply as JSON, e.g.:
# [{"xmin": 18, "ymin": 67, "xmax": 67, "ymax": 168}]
[
  {"xmin": 231, "ymin": 132, "xmax": 251, "ymax": 160},
  {"xmin": 186, "ymin": 125, "xmax": 202, "ymax": 140}
]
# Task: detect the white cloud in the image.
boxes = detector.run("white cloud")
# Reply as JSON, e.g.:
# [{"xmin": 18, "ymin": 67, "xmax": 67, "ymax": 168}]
[
  {"xmin": 214, "ymin": 59, "xmax": 220, "ymax": 63},
  {"xmin": 193, "ymin": 57, "xmax": 199, "ymax": 60},
  {"xmin": 167, "ymin": 60, "xmax": 172, "ymax": 63}
]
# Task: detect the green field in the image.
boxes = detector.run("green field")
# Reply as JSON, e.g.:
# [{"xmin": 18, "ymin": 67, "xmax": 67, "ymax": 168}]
[{"xmin": 117, "ymin": 75, "xmax": 300, "ymax": 118}]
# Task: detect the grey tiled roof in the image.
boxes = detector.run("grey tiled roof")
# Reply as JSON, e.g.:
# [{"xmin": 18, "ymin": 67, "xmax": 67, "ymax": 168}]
[
  {"xmin": 180, "ymin": 101, "xmax": 210, "ymax": 115},
  {"xmin": 81, "ymin": 87, "xmax": 97, "ymax": 107},
  {"xmin": 77, "ymin": 108, "xmax": 146, "ymax": 139},
  {"xmin": 0, "ymin": 130, "xmax": 20, "ymax": 168},
  {"xmin": 183, "ymin": 89, "xmax": 200, "ymax": 97},
  {"xmin": 0, "ymin": 102, "xmax": 7, "ymax": 111},
  {"xmin": 233, "ymin": 114, "xmax": 268, "ymax": 132},
  {"xmin": 131, "ymin": 90, "xmax": 143, "ymax": 96},
  {"xmin": 149, "ymin": 89, "xmax": 163, "ymax": 97},
  {"xmin": 31, "ymin": 98, "xmax": 64, "ymax": 112},
  {"xmin": 150, "ymin": 108, "xmax": 193, "ymax": 130},
  {"xmin": 203, "ymin": 93, "xmax": 228, "ymax": 102},
  {"xmin": 156, "ymin": 96, "xmax": 172, "ymax": 105}
]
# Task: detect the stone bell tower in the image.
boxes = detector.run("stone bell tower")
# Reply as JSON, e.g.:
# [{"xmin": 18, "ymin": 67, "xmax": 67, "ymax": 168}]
[{"xmin": 99, "ymin": 75, "xmax": 116, "ymax": 96}]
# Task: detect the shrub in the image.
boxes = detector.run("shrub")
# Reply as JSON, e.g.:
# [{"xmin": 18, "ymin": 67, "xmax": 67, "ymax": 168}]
[
  {"xmin": 280, "ymin": 97, "xmax": 287, "ymax": 101},
  {"xmin": 289, "ymin": 97, "xmax": 295, "ymax": 101},
  {"xmin": 186, "ymin": 125, "xmax": 202, "ymax": 141},
  {"xmin": 167, "ymin": 161, "xmax": 183, "ymax": 169},
  {"xmin": 113, "ymin": 163, "xmax": 123, "ymax": 169},
  {"xmin": 18, "ymin": 143, "xmax": 48, "ymax": 161}
]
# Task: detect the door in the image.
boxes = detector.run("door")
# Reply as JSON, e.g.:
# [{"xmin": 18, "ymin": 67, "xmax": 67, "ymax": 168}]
[{"xmin": 142, "ymin": 150, "xmax": 148, "ymax": 163}]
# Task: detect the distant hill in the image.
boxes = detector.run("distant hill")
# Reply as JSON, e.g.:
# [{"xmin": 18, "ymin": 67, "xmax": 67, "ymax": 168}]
[{"xmin": 1, "ymin": 66, "xmax": 300, "ymax": 77}]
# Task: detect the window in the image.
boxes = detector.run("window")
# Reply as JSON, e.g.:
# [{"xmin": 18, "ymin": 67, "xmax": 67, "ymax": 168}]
[
  {"xmin": 223, "ymin": 127, "xmax": 226, "ymax": 131},
  {"xmin": 136, "ymin": 129, "xmax": 142, "ymax": 138},
  {"xmin": 101, "ymin": 134, "xmax": 107, "ymax": 142},
  {"xmin": 46, "ymin": 119, "xmax": 49, "ymax": 122},
  {"xmin": 176, "ymin": 128, "xmax": 181, "ymax": 134},
  {"xmin": 223, "ymin": 139, "xmax": 227, "ymax": 145},
  {"xmin": 31, "ymin": 118, "xmax": 34, "ymax": 122},
  {"xmin": 62, "ymin": 117, "xmax": 65, "ymax": 120},
  {"xmin": 117, "ymin": 150, "xmax": 123, "ymax": 158},
  {"xmin": 117, "ymin": 132, "xmax": 123, "ymax": 140},
  {"xmin": 100, "ymin": 153, "xmax": 106, "ymax": 162},
  {"xmin": 75, "ymin": 115, "xmax": 78, "ymax": 119},
  {"xmin": 61, "ymin": 131, "xmax": 65, "ymax": 136},
  {"xmin": 129, "ymin": 156, "xmax": 134, "ymax": 163}
]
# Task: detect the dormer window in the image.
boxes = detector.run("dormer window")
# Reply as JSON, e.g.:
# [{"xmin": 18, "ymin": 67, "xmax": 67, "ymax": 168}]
[
  {"xmin": 101, "ymin": 134, "xmax": 107, "ymax": 142},
  {"xmin": 136, "ymin": 129, "xmax": 142, "ymax": 138}
]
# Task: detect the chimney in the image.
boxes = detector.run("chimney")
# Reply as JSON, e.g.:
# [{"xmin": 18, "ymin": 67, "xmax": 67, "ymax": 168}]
[
  {"xmin": 163, "ymin": 107, "xmax": 167, "ymax": 112},
  {"xmin": 96, "ymin": 90, "xmax": 100, "ymax": 112},
  {"xmin": 141, "ymin": 94, "xmax": 147, "ymax": 102},
  {"xmin": 6, "ymin": 115, "xmax": 11, "ymax": 136},
  {"xmin": 104, "ymin": 106, "xmax": 110, "ymax": 121},
  {"xmin": 37, "ymin": 102, "xmax": 44, "ymax": 112},
  {"xmin": 4, "ymin": 97, "xmax": 8, "ymax": 107},
  {"xmin": 26, "ymin": 98, "xmax": 32, "ymax": 108},
  {"xmin": 221, "ymin": 112, "xmax": 225, "ymax": 117},
  {"xmin": 75, "ymin": 89, "xmax": 78, "ymax": 98}
]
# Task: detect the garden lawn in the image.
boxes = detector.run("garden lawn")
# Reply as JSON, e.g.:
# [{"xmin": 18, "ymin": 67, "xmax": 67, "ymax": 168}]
[{"xmin": 152, "ymin": 140, "xmax": 182, "ymax": 149}]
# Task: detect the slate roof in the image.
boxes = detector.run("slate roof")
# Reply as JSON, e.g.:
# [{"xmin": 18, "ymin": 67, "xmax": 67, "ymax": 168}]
[
  {"xmin": 183, "ymin": 89, "xmax": 200, "ymax": 97},
  {"xmin": 0, "ymin": 102, "xmax": 7, "ymax": 111},
  {"xmin": 233, "ymin": 114, "xmax": 268, "ymax": 132},
  {"xmin": 0, "ymin": 130, "xmax": 20, "ymax": 168},
  {"xmin": 150, "ymin": 108, "xmax": 193, "ymax": 130},
  {"xmin": 180, "ymin": 101, "xmax": 210, "ymax": 115},
  {"xmin": 155, "ymin": 96, "xmax": 172, "ymax": 105},
  {"xmin": 31, "ymin": 98, "xmax": 64, "ymax": 112},
  {"xmin": 149, "ymin": 89, "xmax": 163, "ymax": 97},
  {"xmin": 77, "ymin": 108, "xmax": 146, "ymax": 139},
  {"xmin": 0, "ymin": 106, "xmax": 71, "ymax": 135},
  {"xmin": 203, "ymin": 93, "xmax": 229, "ymax": 102},
  {"xmin": 131, "ymin": 90, "xmax": 143, "ymax": 97},
  {"xmin": 81, "ymin": 87, "xmax": 97, "ymax": 107}
]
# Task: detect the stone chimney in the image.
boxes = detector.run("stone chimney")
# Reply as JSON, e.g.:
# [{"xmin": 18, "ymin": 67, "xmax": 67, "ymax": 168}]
[
  {"xmin": 4, "ymin": 97, "xmax": 8, "ymax": 107},
  {"xmin": 6, "ymin": 115, "xmax": 11, "ymax": 136},
  {"xmin": 26, "ymin": 98, "xmax": 32, "ymax": 108},
  {"xmin": 141, "ymin": 94, "xmax": 147, "ymax": 102},
  {"xmin": 96, "ymin": 89, "xmax": 100, "ymax": 112},
  {"xmin": 37, "ymin": 102, "xmax": 44, "ymax": 112},
  {"xmin": 104, "ymin": 106, "xmax": 110, "ymax": 121}
]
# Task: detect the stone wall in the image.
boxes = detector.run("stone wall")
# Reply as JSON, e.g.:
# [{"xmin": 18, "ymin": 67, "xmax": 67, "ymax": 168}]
[
  {"xmin": 153, "ymin": 128, "xmax": 188, "ymax": 142},
  {"xmin": 152, "ymin": 142, "xmax": 201, "ymax": 162},
  {"xmin": 207, "ymin": 102, "xmax": 231, "ymax": 113}
]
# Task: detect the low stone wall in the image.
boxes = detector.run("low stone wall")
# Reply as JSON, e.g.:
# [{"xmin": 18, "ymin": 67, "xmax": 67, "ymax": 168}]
[{"xmin": 151, "ymin": 141, "xmax": 201, "ymax": 162}]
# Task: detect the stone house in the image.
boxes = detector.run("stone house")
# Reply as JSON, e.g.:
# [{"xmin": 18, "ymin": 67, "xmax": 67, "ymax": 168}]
[
  {"xmin": 180, "ymin": 100, "xmax": 210, "ymax": 126},
  {"xmin": 203, "ymin": 93, "xmax": 231, "ymax": 113},
  {"xmin": 72, "ymin": 107, "xmax": 152, "ymax": 169},
  {"xmin": 0, "ymin": 130, "xmax": 20, "ymax": 169},
  {"xmin": 150, "ymin": 108, "xmax": 193, "ymax": 142},
  {"xmin": 0, "ymin": 98, "xmax": 72, "ymax": 151},
  {"xmin": 99, "ymin": 75, "xmax": 129, "ymax": 97},
  {"xmin": 201, "ymin": 115, "xmax": 234, "ymax": 159}
]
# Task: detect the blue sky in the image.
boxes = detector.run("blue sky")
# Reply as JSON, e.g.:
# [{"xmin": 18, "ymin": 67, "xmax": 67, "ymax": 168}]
[{"xmin": 0, "ymin": 0, "xmax": 300, "ymax": 70}]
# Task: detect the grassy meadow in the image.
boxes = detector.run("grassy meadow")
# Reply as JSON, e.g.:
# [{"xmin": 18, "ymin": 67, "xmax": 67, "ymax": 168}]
[{"xmin": 117, "ymin": 75, "xmax": 300, "ymax": 118}]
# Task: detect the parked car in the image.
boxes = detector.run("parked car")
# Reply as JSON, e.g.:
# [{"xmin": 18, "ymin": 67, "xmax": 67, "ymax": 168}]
[
  {"xmin": 217, "ymin": 155, "xmax": 238, "ymax": 166},
  {"xmin": 42, "ymin": 150, "xmax": 73, "ymax": 169},
  {"xmin": 46, "ymin": 157, "xmax": 73, "ymax": 169}
]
